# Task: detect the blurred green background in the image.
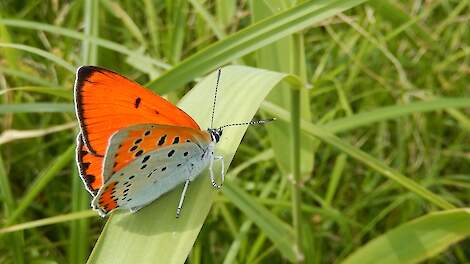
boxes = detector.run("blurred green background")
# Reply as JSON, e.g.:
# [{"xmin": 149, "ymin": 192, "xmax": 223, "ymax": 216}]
[{"xmin": 0, "ymin": 0, "xmax": 469, "ymax": 263}]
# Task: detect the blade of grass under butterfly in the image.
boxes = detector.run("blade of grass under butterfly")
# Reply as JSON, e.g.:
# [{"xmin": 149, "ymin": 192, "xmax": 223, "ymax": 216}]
[
  {"xmin": 87, "ymin": 65, "xmax": 300, "ymax": 263},
  {"xmin": 341, "ymin": 209, "xmax": 470, "ymax": 264}
]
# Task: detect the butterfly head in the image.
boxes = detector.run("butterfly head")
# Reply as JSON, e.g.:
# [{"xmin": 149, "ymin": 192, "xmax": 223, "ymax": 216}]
[{"xmin": 208, "ymin": 128, "xmax": 223, "ymax": 143}]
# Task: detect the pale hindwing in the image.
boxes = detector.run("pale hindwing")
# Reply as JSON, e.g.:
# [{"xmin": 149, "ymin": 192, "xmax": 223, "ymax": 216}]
[
  {"xmin": 101, "ymin": 123, "xmax": 210, "ymax": 184},
  {"xmin": 91, "ymin": 142, "xmax": 211, "ymax": 215}
]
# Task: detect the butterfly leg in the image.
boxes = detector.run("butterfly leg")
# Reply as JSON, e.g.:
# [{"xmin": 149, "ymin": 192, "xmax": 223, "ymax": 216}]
[
  {"xmin": 209, "ymin": 155, "xmax": 224, "ymax": 189},
  {"xmin": 176, "ymin": 179, "xmax": 191, "ymax": 218},
  {"xmin": 215, "ymin": 155, "xmax": 225, "ymax": 187}
]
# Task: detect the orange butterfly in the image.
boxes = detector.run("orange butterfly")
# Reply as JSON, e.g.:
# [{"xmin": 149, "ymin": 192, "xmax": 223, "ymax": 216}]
[{"xmin": 74, "ymin": 66, "xmax": 272, "ymax": 217}]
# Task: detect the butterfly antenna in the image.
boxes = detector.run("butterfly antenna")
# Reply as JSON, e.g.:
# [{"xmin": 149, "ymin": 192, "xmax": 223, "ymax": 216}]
[
  {"xmin": 210, "ymin": 68, "xmax": 222, "ymax": 129},
  {"xmin": 219, "ymin": 118, "xmax": 276, "ymax": 130}
]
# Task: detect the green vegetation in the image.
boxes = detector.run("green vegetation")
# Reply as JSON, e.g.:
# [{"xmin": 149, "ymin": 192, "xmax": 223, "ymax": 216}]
[{"xmin": 0, "ymin": 0, "xmax": 469, "ymax": 263}]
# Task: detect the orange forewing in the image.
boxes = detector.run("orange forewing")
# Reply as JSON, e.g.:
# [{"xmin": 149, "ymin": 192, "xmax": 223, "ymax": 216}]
[
  {"xmin": 74, "ymin": 66, "xmax": 200, "ymax": 156},
  {"xmin": 104, "ymin": 125, "xmax": 210, "ymax": 178},
  {"xmin": 76, "ymin": 134, "xmax": 104, "ymax": 195}
]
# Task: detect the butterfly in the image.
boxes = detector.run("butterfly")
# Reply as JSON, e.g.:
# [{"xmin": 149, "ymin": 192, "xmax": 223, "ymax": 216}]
[{"xmin": 74, "ymin": 66, "xmax": 273, "ymax": 218}]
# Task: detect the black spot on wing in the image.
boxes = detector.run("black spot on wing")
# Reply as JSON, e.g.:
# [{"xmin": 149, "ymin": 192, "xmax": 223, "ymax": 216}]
[
  {"xmin": 142, "ymin": 155, "xmax": 150, "ymax": 163},
  {"xmin": 173, "ymin": 137, "xmax": 179, "ymax": 144},
  {"xmin": 85, "ymin": 174, "xmax": 95, "ymax": 184},
  {"xmin": 158, "ymin": 135, "xmax": 167, "ymax": 146},
  {"xmin": 168, "ymin": 150, "xmax": 175, "ymax": 157},
  {"xmin": 134, "ymin": 138, "xmax": 142, "ymax": 144},
  {"xmin": 135, "ymin": 150, "xmax": 143, "ymax": 157},
  {"xmin": 134, "ymin": 97, "xmax": 141, "ymax": 108},
  {"xmin": 81, "ymin": 162, "xmax": 91, "ymax": 170}
]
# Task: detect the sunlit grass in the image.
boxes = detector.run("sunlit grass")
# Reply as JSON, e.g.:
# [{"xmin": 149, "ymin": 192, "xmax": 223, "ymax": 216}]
[{"xmin": 0, "ymin": 0, "xmax": 469, "ymax": 263}]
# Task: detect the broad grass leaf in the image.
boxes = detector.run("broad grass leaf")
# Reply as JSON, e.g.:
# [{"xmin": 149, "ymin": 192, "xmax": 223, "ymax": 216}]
[
  {"xmin": 87, "ymin": 65, "xmax": 299, "ymax": 263},
  {"xmin": 342, "ymin": 209, "xmax": 470, "ymax": 264}
]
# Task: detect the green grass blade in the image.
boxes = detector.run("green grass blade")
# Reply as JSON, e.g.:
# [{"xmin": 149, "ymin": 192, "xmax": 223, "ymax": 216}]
[
  {"xmin": 261, "ymin": 101, "xmax": 455, "ymax": 210},
  {"xmin": 0, "ymin": 19, "xmax": 170, "ymax": 70},
  {"xmin": 0, "ymin": 103, "xmax": 74, "ymax": 113},
  {"xmin": 250, "ymin": 0, "xmax": 314, "ymax": 180},
  {"xmin": 4, "ymin": 145, "xmax": 75, "ymax": 226},
  {"xmin": 0, "ymin": 67, "xmax": 55, "ymax": 87},
  {"xmin": 0, "ymin": 210, "xmax": 95, "ymax": 234},
  {"xmin": 321, "ymin": 98, "xmax": 470, "ymax": 133},
  {"xmin": 146, "ymin": 0, "xmax": 369, "ymax": 93},
  {"xmin": 100, "ymin": 0, "xmax": 145, "ymax": 45},
  {"xmin": 0, "ymin": 14, "xmax": 21, "ymax": 73},
  {"xmin": 261, "ymin": 98, "xmax": 470, "ymax": 134},
  {"xmin": 143, "ymin": 0, "xmax": 161, "ymax": 58},
  {"xmin": 223, "ymin": 182, "xmax": 298, "ymax": 261},
  {"xmin": 368, "ymin": 1, "xmax": 436, "ymax": 48},
  {"xmin": 324, "ymin": 154, "xmax": 347, "ymax": 206},
  {"xmin": 0, "ymin": 152, "xmax": 25, "ymax": 263},
  {"xmin": 87, "ymin": 65, "xmax": 297, "ymax": 263},
  {"xmin": 189, "ymin": 0, "xmax": 226, "ymax": 39},
  {"xmin": 342, "ymin": 209, "xmax": 470, "ymax": 264},
  {"xmin": 0, "ymin": 86, "xmax": 71, "ymax": 100},
  {"xmin": 0, "ymin": 43, "xmax": 75, "ymax": 72}
]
